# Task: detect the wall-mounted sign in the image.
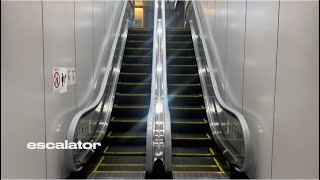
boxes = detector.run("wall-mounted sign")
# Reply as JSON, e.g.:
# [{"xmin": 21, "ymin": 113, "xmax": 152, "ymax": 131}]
[{"xmin": 53, "ymin": 67, "xmax": 67, "ymax": 94}]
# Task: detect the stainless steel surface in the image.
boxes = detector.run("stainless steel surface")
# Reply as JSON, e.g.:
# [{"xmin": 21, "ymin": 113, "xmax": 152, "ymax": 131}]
[
  {"xmin": 145, "ymin": 0, "xmax": 158, "ymax": 173},
  {"xmin": 146, "ymin": 0, "xmax": 172, "ymax": 173},
  {"xmin": 186, "ymin": 1, "xmax": 252, "ymax": 172},
  {"xmin": 161, "ymin": 0, "xmax": 172, "ymax": 172},
  {"xmin": 65, "ymin": 0, "xmax": 133, "ymax": 171}
]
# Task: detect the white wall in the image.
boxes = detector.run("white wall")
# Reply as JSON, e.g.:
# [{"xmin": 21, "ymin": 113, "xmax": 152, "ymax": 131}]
[
  {"xmin": 1, "ymin": 0, "xmax": 125, "ymax": 178},
  {"xmin": 272, "ymin": 1, "xmax": 319, "ymax": 178},
  {"xmin": 196, "ymin": 0, "xmax": 319, "ymax": 178},
  {"xmin": 1, "ymin": 1, "xmax": 46, "ymax": 178}
]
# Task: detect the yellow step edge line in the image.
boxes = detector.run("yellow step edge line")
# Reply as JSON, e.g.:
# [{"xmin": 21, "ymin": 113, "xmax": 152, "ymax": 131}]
[
  {"xmin": 172, "ymin": 171, "xmax": 224, "ymax": 174},
  {"xmin": 209, "ymin": 147, "xmax": 215, "ymax": 156},
  {"xmin": 93, "ymin": 156, "xmax": 105, "ymax": 172},
  {"xmin": 107, "ymin": 131, "xmax": 113, "ymax": 137},
  {"xmin": 213, "ymin": 157, "xmax": 225, "ymax": 173},
  {"xmin": 103, "ymin": 146, "xmax": 110, "ymax": 154},
  {"xmin": 104, "ymin": 152, "xmax": 145, "ymax": 155},
  {"xmin": 99, "ymin": 164, "xmax": 145, "ymax": 167},
  {"xmin": 203, "ymin": 118, "xmax": 208, "ymax": 123},
  {"xmin": 173, "ymin": 164, "xmax": 218, "ymax": 168},
  {"xmin": 116, "ymin": 92, "xmax": 150, "ymax": 96},
  {"xmin": 118, "ymin": 82, "xmax": 151, "ymax": 85},
  {"xmin": 93, "ymin": 170, "xmax": 146, "ymax": 173},
  {"xmin": 206, "ymin": 133, "xmax": 212, "ymax": 139}
]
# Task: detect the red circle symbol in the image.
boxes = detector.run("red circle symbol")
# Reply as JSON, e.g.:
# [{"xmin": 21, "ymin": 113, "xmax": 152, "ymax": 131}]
[{"xmin": 53, "ymin": 72, "xmax": 60, "ymax": 88}]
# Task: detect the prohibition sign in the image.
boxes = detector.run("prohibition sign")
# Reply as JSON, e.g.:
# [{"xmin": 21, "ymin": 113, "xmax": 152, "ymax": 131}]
[{"xmin": 53, "ymin": 72, "xmax": 60, "ymax": 88}]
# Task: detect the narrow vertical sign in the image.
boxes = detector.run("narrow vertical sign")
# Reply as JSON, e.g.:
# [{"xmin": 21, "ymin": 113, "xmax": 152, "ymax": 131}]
[
  {"xmin": 53, "ymin": 67, "xmax": 68, "ymax": 94},
  {"xmin": 67, "ymin": 68, "xmax": 76, "ymax": 85}
]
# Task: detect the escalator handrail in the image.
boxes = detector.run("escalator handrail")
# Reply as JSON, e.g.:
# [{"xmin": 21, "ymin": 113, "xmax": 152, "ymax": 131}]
[
  {"xmin": 145, "ymin": 0, "xmax": 159, "ymax": 173},
  {"xmin": 65, "ymin": 0, "xmax": 132, "ymax": 172},
  {"xmin": 188, "ymin": 0, "xmax": 252, "ymax": 172}
]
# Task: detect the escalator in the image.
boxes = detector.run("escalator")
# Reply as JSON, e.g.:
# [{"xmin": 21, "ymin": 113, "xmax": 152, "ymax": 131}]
[
  {"xmin": 89, "ymin": 28, "xmax": 153, "ymax": 179},
  {"xmin": 166, "ymin": 28, "xmax": 228, "ymax": 179}
]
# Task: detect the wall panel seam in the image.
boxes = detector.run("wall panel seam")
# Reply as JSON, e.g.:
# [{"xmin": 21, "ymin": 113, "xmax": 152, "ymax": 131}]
[
  {"xmin": 40, "ymin": 0, "xmax": 48, "ymax": 178},
  {"xmin": 270, "ymin": 1, "xmax": 281, "ymax": 178}
]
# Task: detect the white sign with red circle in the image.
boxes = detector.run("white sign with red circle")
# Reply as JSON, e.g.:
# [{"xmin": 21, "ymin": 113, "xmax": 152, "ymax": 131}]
[{"xmin": 53, "ymin": 67, "xmax": 68, "ymax": 94}]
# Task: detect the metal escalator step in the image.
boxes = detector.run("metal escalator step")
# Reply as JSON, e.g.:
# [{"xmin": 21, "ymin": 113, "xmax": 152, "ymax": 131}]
[
  {"xmin": 168, "ymin": 73, "xmax": 198, "ymax": 76},
  {"xmin": 172, "ymin": 133, "xmax": 211, "ymax": 140},
  {"xmin": 172, "ymin": 171, "xmax": 227, "ymax": 179},
  {"xmin": 172, "ymin": 157, "xmax": 225, "ymax": 173},
  {"xmin": 167, "ymin": 75, "xmax": 200, "ymax": 84},
  {"xmin": 124, "ymin": 48, "xmax": 152, "ymax": 56},
  {"xmin": 127, "ymin": 34, "xmax": 153, "ymax": 41},
  {"xmin": 123, "ymin": 55, "xmax": 152, "ymax": 58},
  {"xmin": 173, "ymin": 147, "xmax": 213, "ymax": 157},
  {"xmin": 122, "ymin": 63, "xmax": 151, "ymax": 66},
  {"xmin": 113, "ymin": 104, "xmax": 149, "ymax": 109},
  {"xmin": 106, "ymin": 131, "xmax": 146, "ymax": 139},
  {"xmin": 168, "ymin": 83, "xmax": 200, "ymax": 87},
  {"xmin": 118, "ymin": 82, "xmax": 151, "ymax": 85},
  {"xmin": 122, "ymin": 55, "xmax": 152, "ymax": 64},
  {"xmin": 103, "ymin": 145, "xmax": 145, "ymax": 155},
  {"xmin": 97, "ymin": 165, "xmax": 145, "ymax": 171},
  {"xmin": 118, "ymin": 73, "xmax": 152, "ymax": 83},
  {"xmin": 90, "ymin": 171, "xmax": 145, "ymax": 179},
  {"xmin": 126, "ymin": 40, "xmax": 153, "ymax": 48},
  {"xmin": 167, "ymin": 56, "xmax": 195, "ymax": 59},
  {"xmin": 111, "ymin": 117, "xmax": 146, "ymax": 123},
  {"xmin": 101, "ymin": 156, "xmax": 145, "ymax": 164},
  {"xmin": 120, "ymin": 72, "xmax": 150, "ymax": 75},
  {"xmin": 173, "ymin": 156, "xmax": 216, "ymax": 166},
  {"xmin": 166, "ymin": 35, "xmax": 192, "ymax": 41},
  {"xmin": 168, "ymin": 64, "xmax": 197, "ymax": 67},
  {"xmin": 170, "ymin": 106, "xmax": 205, "ymax": 110},
  {"xmin": 171, "ymin": 118, "xmax": 207, "ymax": 124},
  {"xmin": 116, "ymin": 92, "xmax": 150, "ymax": 97},
  {"xmin": 169, "ymin": 94, "xmax": 202, "ymax": 98},
  {"xmin": 93, "ymin": 156, "xmax": 146, "ymax": 172}
]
